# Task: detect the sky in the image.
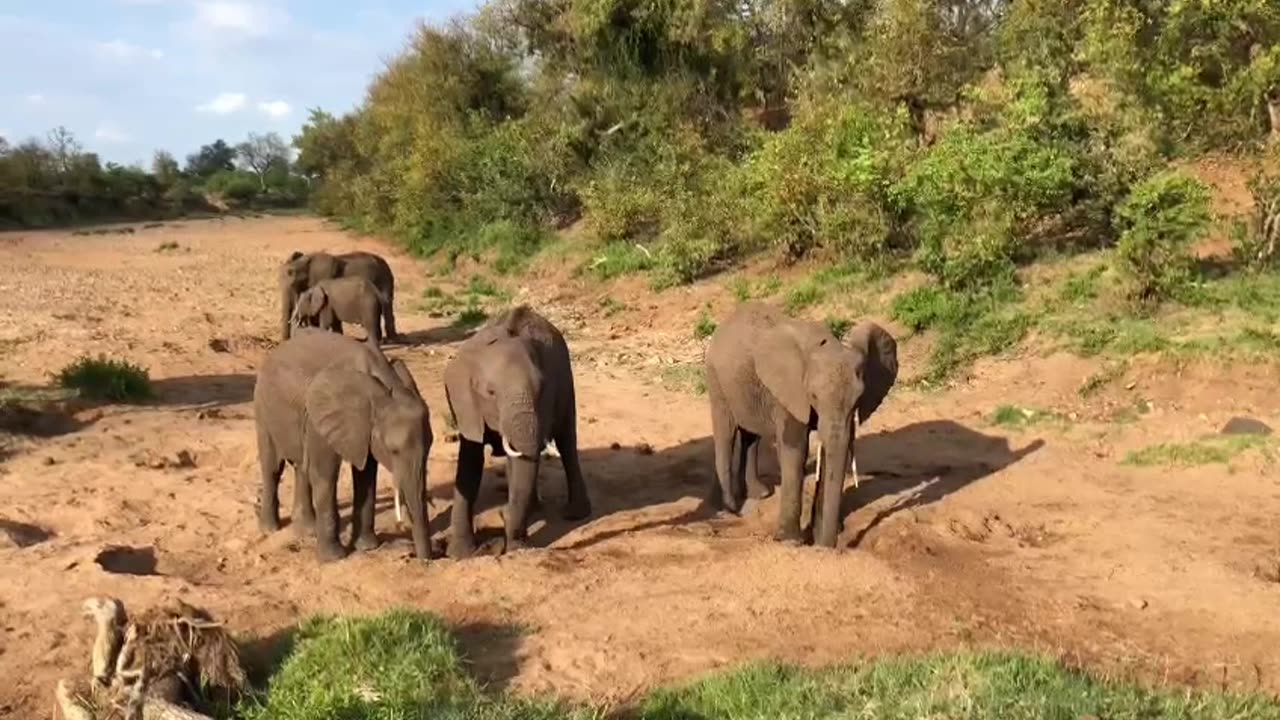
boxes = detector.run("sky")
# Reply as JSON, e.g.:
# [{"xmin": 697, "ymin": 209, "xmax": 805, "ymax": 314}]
[{"xmin": 0, "ymin": 1, "xmax": 479, "ymax": 166}]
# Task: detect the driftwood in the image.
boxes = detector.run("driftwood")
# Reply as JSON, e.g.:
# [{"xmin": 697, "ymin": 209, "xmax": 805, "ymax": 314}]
[{"xmin": 54, "ymin": 597, "xmax": 246, "ymax": 720}]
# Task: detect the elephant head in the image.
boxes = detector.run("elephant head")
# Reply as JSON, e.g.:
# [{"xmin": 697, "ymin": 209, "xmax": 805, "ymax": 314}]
[
  {"xmin": 279, "ymin": 251, "xmax": 342, "ymax": 340},
  {"xmin": 443, "ymin": 313, "xmax": 548, "ymax": 458},
  {"xmin": 305, "ymin": 361, "xmax": 434, "ymax": 559},
  {"xmin": 293, "ymin": 286, "xmax": 334, "ymax": 330},
  {"xmin": 755, "ymin": 318, "xmax": 897, "ymax": 543}
]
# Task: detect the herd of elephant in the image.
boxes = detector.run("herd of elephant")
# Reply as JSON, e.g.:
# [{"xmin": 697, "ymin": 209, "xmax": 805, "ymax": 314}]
[{"xmin": 258, "ymin": 249, "xmax": 899, "ymax": 562}]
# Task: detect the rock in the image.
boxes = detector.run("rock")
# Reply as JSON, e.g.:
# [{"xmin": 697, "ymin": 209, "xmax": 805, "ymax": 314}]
[
  {"xmin": 636, "ymin": 442, "xmax": 655, "ymax": 455},
  {"xmin": 1221, "ymin": 416, "xmax": 1273, "ymax": 436},
  {"xmin": 610, "ymin": 442, "xmax": 621, "ymax": 450},
  {"xmin": 42, "ymin": 456, "xmax": 57, "ymax": 466},
  {"xmin": 1128, "ymin": 597, "xmax": 1148, "ymax": 610},
  {"xmin": 174, "ymin": 450, "xmax": 197, "ymax": 468},
  {"xmin": 208, "ymin": 338, "xmax": 231, "ymax": 353}
]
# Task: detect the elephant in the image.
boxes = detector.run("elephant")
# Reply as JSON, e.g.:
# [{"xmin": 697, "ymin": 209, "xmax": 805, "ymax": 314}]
[
  {"xmin": 253, "ymin": 328, "xmax": 433, "ymax": 561},
  {"xmin": 703, "ymin": 302, "xmax": 898, "ymax": 548},
  {"xmin": 279, "ymin": 251, "xmax": 397, "ymax": 342},
  {"xmin": 290, "ymin": 276, "xmax": 389, "ymax": 348},
  {"xmin": 442, "ymin": 304, "xmax": 591, "ymax": 558}
]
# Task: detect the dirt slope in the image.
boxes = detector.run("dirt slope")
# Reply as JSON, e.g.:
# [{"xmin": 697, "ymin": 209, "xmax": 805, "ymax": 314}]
[{"xmin": 2, "ymin": 216, "xmax": 1279, "ymax": 717}]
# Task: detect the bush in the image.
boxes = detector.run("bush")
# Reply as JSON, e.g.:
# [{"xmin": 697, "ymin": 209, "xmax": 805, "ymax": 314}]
[
  {"xmin": 1113, "ymin": 171, "xmax": 1212, "ymax": 303},
  {"xmin": 203, "ymin": 170, "xmax": 260, "ymax": 203},
  {"xmin": 55, "ymin": 355, "xmax": 152, "ymax": 402},
  {"xmin": 1234, "ymin": 163, "xmax": 1280, "ymax": 270}
]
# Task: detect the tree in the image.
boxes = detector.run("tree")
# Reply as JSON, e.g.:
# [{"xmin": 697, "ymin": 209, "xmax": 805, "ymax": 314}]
[
  {"xmin": 235, "ymin": 132, "xmax": 291, "ymax": 189},
  {"xmin": 184, "ymin": 139, "xmax": 237, "ymax": 178},
  {"xmin": 151, "ymin": 150, "xmax": 181, "ymax": 188},
  {"xmin": 46, "ymin": 126, "xmax": 82, "ymax": 174}
]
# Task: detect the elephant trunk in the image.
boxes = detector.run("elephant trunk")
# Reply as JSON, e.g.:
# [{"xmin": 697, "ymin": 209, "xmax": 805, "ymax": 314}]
[
  {"xmin": 499, "ymin": 402, "xmax": 541, "ymax": 457},
  {"xmin": 396, "ymin": 456, "xmax": 431, "ymax": 560},
  {"xmin": 814, "ymin": 415, "xmax": 854, "ymax": 548}
]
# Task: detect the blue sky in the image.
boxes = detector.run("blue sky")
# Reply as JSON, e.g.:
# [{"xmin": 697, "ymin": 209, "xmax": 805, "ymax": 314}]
[{"xmin": 1, "ymin": 1, "xmax": 479, "ymax": 166}]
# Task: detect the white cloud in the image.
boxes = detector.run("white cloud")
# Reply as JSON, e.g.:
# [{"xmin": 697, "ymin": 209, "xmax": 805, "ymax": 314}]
[
  {"xmin": 257, "ymin": 100, "xmax": 291, "ymax": 118},
  {"xmin": 94, "ymin": 125, "xmax": 133, "ymax": 144},
  {"xmin": 195, "ymin": 1, "xmax": 285, "ymax": 37},
  {"xmin": 26, "ymin": 93, "xmax": 46, "ymax": 105},
  {"xmin": 96, "ymin": 40, "xmax": 165, "ymax": 61},
  {"xmin": 196, "ymin": 92, "xmax": 247, "ymax": 114}
]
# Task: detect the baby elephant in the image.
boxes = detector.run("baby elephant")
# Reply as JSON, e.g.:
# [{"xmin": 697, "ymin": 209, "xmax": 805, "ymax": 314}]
[{"xmin": 291, "ymin": 276, "xmax": 389, "ymax": 347}]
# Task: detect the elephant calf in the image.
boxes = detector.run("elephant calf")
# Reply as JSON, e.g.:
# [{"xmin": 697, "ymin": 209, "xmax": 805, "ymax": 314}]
[
  {"xmin": 704, "ymin": 302, "xmax": 898, "ymax": 548},
  {"xmin": 291, "ymin": 276, "xmax": 389, "ymax": 348},
  {"xmin": 279, "ymin": 250, "xmax": 397, "ymax": 342},
  {"xmin": 253, "ymin": 328, "xmax": 433, "ymax": 561},
  {"xmin": 443, "ymin": 304, "xmax": 591, "ymax": 557}
]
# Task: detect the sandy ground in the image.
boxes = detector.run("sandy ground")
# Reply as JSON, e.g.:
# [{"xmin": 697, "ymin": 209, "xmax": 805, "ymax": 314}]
[{"xmin": 2, "ymin": 215, "xmax": 1280, "ymax": 717}]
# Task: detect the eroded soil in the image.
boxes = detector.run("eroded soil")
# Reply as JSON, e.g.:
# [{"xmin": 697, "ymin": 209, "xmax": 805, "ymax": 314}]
[{"xmin": 2, "ymin": 216, "xmax": 1280, "ymax": 716}]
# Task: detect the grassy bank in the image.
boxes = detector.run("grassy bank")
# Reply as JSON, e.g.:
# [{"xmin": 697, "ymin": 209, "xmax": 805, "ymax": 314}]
[{"xmin": 237, "ymin": 610, "xmax": 1280, "ymax": 720}]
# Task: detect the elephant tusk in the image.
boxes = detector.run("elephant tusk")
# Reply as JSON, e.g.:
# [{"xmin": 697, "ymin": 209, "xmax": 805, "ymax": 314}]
[
  {"xmin": 815, "ymin": 440, "xmax": 823, "ymax": 483},
  {"xmin": 543, "ymin": 440, "xmax": 560, "ymax": 459},
  {"xmin": 394, "ymin": 488, "xmax": 402, "ymax": 523},
  {"xmin": 502, "ymin": 437, "xmax": 524, "ymax": 458},
  {"xmin": 851, "ymin": 416, "xmax": 860, "ymax": 489}
]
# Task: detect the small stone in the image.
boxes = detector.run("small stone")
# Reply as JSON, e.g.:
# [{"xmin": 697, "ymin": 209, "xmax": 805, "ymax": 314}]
[
  {"xmin": 1129, "ymin": 597, "xmax": 1148, "ymax": 610},
  {"xmin": 610, "ymin": 442, "xmax": 621, "ymax": 451},
  {"xmin": 1124, "ymin": 381, "xmax": 1137, "ymax": 390},
  {"xmin": 174, "ymin": 450, "xmax": 197, "ymax": 468},
  {"xmin": 636, "ymin": 442, "xmax": 655, "ymax": 455},
  {"xmin": 42, "ymin": 457, "xmax": 57, "ymax": 466},
  {"xmin": 208, "ymin": 338, "xmax": 231, "ymax": 353}
]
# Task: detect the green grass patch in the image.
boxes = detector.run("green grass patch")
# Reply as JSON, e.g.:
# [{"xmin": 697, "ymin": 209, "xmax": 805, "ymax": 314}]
[
  {"xmin": 728, "ymin": 275, "xmax": 783, "ymax": 302},
  {"xmin": 452, "ymin": 306, "xmax": 489, "ymax": 331},
  {"xmin": 466, "ymin": 275, "xmax": 506, "ymax": 299},
  {"xmin": 988, "ymin": 405, "xmax": 1066, "ymax": 429},
  {"xmin": 585, "ymin": 243, "xmax": 655, "ymax": 280},
  {"xmin": 784, "ymin": 284, "xmax": 823, "ymax": 314},
  {"xmin": 693, "ymin": 306, "xmax": 717, "ymax": 340},
  {"xmin": 55, "ymin": 355, "xmax": 152, "ymax": 402},
  {"xmin": 1123, "ymin": 434, "xmax": 1276, "ymax": 468},
  {"xmin": 638, "ymin": 652, "xmax": 1280, "ymax": 720},
  {"xmin": 824, "ymin": 316, "xmax": 852, "ymax": 339},
  {"xmin": 155, "ymin": 240, "xmax": 181, "ymax": 253},
  {"xmin": 238, "ymin": 610, "xmax": 581, "ymax": 720},
  {"xmin": 892, "ymin": 284, "xmax": 1031, "ymax": 385},
  {"xmin": 658, "ymin": 363, "xmax": 707, "ymax": 395},
  {"xmin": 1078, "ymin": 361, "xmax": 1127, "ymax": 398}
]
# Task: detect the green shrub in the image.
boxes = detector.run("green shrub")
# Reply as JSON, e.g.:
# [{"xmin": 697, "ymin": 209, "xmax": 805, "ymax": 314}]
[
  {"xmin": 203, "ymin": 170, "xmax": 260, "ymax": 203},
  {"xmin": 693, "ymin": 306, "xmax": 717, "ymax": 339},
  {"xmin": 1234, "ymin": 164, "xmax": 1280, "ymax": 270},
  {"xmin": 1113, "ymin": 171, "xmax": 1211, "ymax": 303},
  {"xmin": 891, "ymin": 284, "xmax": 1030, "ymax": 383},
  {"xmin": 585, "ymin": 242, "xmax": 656, "ymax": 280},
  {"xmin": 56, "ymin": 356, "xmax": 153, "ymax": 402}
]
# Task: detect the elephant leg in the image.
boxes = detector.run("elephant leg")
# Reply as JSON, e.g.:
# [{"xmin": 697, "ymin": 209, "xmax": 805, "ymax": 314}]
[
  {"xmin": 367, "ymin": 312, "xmax": 382, "ymax": 348},
  {"xmin": 743, "ymin": 433, "xmax": 770, "ymax": 499},
  {"xmin": 708, "ymin": 386, "xmax": 742, "ymax": 514},
  {"xmin": 554, "ymin": 422, "xmax": 591, "ymax": 521},
  {"xmin": 448, "ymin": 439, "xmax": 485, "ymax": 559},
  {"xmin": 305, "ymin": 437, "xmax": 346, "ymax": 562},
  {"xmin": 290, "ymin": 463, "xmax": 316, "ymax": 535},
  {"xmin": 332, "ymin": 319, "xmax": 344, "ymax": 335},
  {"xmin": 773, "ymin": 422, "xmax": 809, "ymax": 543},
  {"xmin": 504, "ymin": 454, "xmax": 540, "ymax": 553},
  {"xmin": 383, "ymin": 284, "xmax": 398, "ymax": 338},
  {"xmin": 256, "ymin": 427, "xmax": 284, "ymax": 533},
  {"xmin": 350, "ymin": 462, "xmax": 380, "ymax": 551},
  {"xmin": 816, "ymin": 456, "xmax": 844, "ymax": 548}
]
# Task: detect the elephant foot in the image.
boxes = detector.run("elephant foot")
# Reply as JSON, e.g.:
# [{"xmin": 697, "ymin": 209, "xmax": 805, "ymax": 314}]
[
  {"xmin": 562, "ymin": 498, "xmax": 592, "ymax": 522},
  {"xmin": 447, "ymin": 536, "xmax": 478, "ymax": 560},
  {"xmin": 257, "ymin": 514, "xmax": 282, "ymax": 534},
  {"xmin": 739, "ymin": 498, "xmax": 761, "ymax": 516},
  {"xmin": 747, "ymin": 482, "xmax": 773, "ymax": 500},
  {"xmin": 503, "ymin": 536, "xmax": 530, "ymax": 554},
  {"xmin": 316, "ymin": 541, "xmax": 347, "ymax": 563},
  {"xmin": 773, "ymin": 525, "xmax": 804, "ymax": 545},
  {"xmin": 291, "ymin": 512, "xmax": 316, "ymax": 535},
  {"xmin": 353, "ymin": 533, "xmax": 381, "ymax": 552}
]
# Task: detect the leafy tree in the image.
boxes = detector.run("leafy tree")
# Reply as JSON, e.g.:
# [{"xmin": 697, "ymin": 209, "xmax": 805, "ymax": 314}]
[
  {"xmin": 184, "ymin": 139, "xmax": 237, "ymax": 178},
  {"xmin": 151, "ymin": 150, "xmax": 181, "ymax": 188},
  {"xmin": 236, "ymin": 132, "xmax": 291, "ymax": 190}
]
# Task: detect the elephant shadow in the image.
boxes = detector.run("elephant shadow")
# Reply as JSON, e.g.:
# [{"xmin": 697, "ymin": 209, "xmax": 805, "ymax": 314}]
[
  {"xmin": 520, "ymin": 420, "xmax": 1042, "ymax": 551},
  {"xmin": 388, "ymin": 324, "xmax": 474, "ymax": 348},
  {"xmin": 150, "ymin": 373, "xmax": 256, "ymax": 408}
]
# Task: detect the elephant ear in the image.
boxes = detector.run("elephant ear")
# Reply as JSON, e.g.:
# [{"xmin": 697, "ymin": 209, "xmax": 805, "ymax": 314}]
[
  {"xmin": 848, "ymin": 321, "xmax": 899, "ymax": 424},
  {"xmin": 304, "ymin": 366, "xmax": 386, "ymax": 470},
  {"xmin": 754, "ymin": 326, "xmax": 811, "ymax": 423},
  {"xmin": 389, "ymin": 359, "xmax": 423, "ymax": 399},
  {"xmin": 443, "ymin": 353, "xmax": 484, "ymax": 443}
]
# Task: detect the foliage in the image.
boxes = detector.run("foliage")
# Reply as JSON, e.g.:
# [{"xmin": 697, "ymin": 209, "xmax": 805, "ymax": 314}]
[
  {"xmin": 1113, "ymin": 171, "xmax": 1211, "ymax": 303},
  {"xmin": 892, "ymin": 283, "xmax": 1031, "ymax": 383},
  {"xmin": 55, "ymin": 355, "xmax": 153, "ymax": 402},
  {"xmin": 1234, "ymin": 162, "xmax": 1280, "ymax": 269},
  {"xmin": 1123, "ymin": 435, "xmax": 1275, "ymax": 467}
]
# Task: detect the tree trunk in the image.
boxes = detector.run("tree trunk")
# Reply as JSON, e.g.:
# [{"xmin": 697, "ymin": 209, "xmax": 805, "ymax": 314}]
[{"xmin": 1268, "ymin": 90, "xmax": 1279, "ymax": 144}]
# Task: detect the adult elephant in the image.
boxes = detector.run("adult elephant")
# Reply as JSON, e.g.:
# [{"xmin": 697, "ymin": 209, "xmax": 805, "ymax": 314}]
[
  {"xmin": 279, "ymin": 251, "xmax": 397, "ymax": 342},
  {"xmin": 443, "ymin": 305, "xmax": 591, "ymax": 558},
  {"xmin": 254, "ymin": 328, "xmax": 433, "ymax": 561},
  {"xmin": 703, "ymin": 302, "xmax": 898, "ymax": 548}
]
